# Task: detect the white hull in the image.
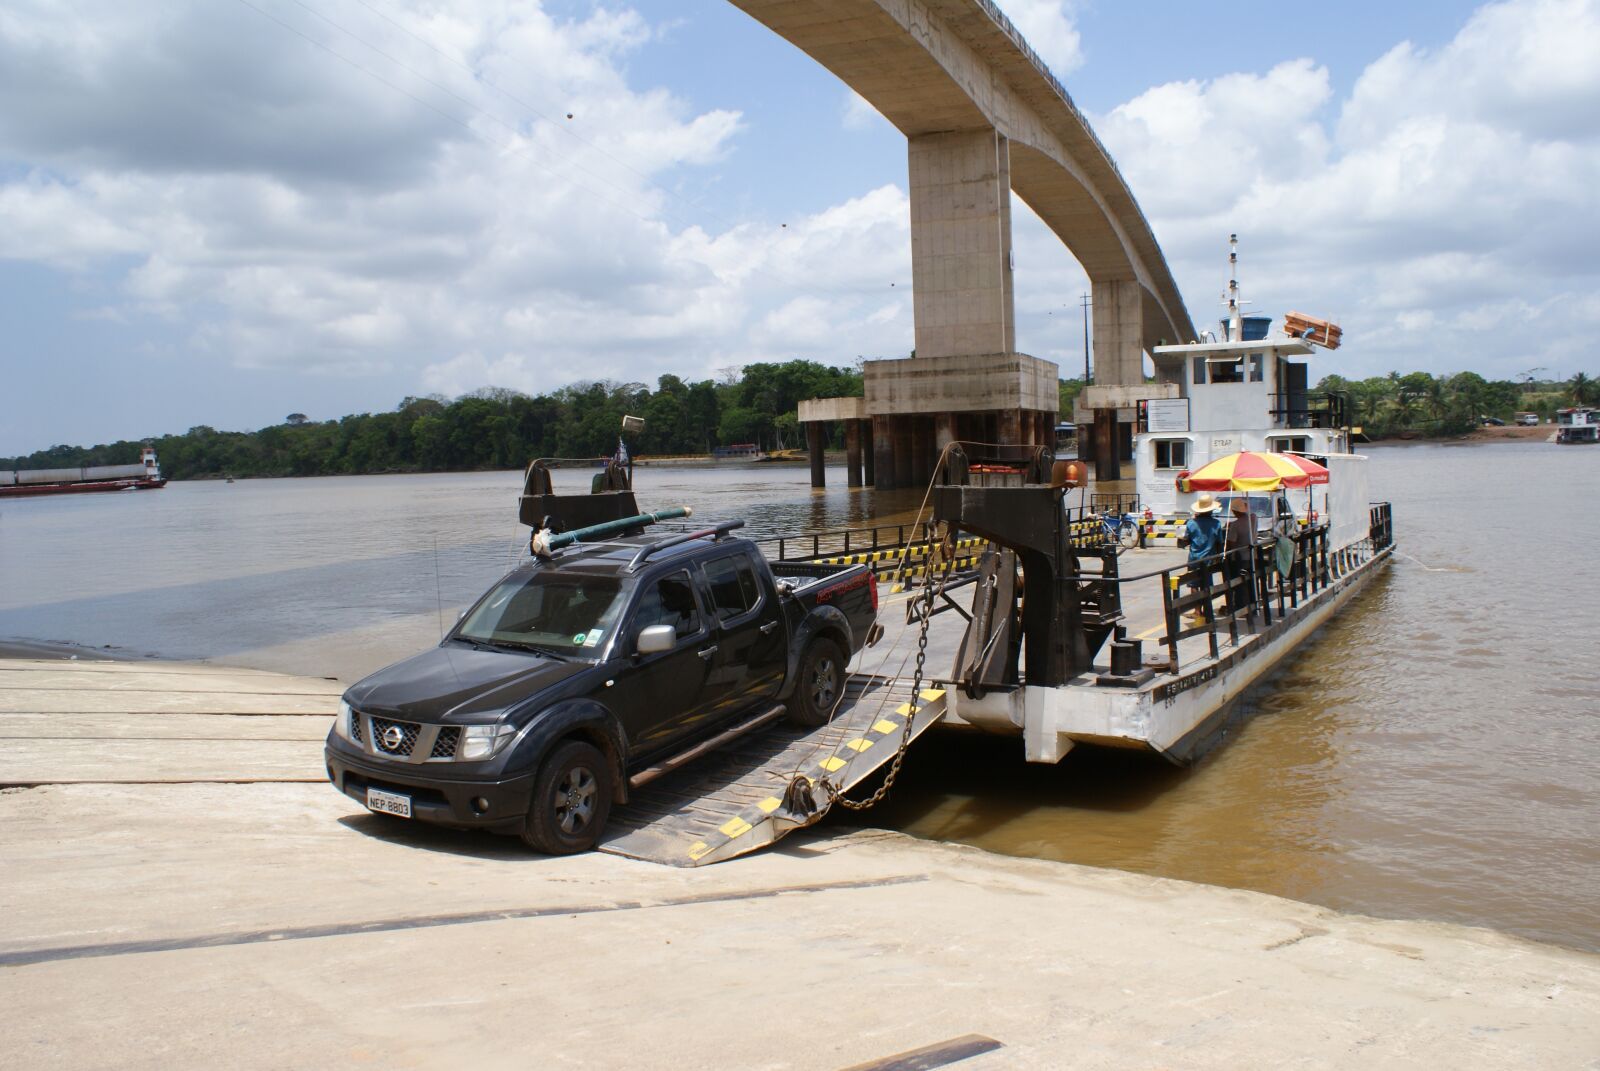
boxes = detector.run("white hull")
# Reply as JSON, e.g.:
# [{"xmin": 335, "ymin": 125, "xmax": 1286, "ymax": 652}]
[{"xmin": 944, "ymin": 547, "xmax": 1392, "ymax": 765}]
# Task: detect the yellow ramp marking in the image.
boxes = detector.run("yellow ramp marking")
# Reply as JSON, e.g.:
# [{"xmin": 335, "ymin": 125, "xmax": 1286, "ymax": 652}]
[
  {"xmin": 687, "ymin": 841, "xmax": 712, "ymax": 860},
  {"xmin": 1135, "ymin": 624, "xmax": 1165, "ymax": 641},
  {"xmin": 819, "ymin": 756, "xmax": 847, "ymax": 772},
  {"xmin": 719, "ymin": 816, "xmax": 753, "ymax": 838},
  {"xmin": 845, "ymin": 738, "xmax": 873, "ymax": 752},
  {"xmin": 872, "ymin": 719, "xmax": 899, "ymax": 734},
  {"xmin": 919, "ymin": 688, "xmax": 946, "ymax": 701},
  {"xmin": 757, "ymin": 797, "xmax": 782, "ymax": 814},
  {"xmin": 895, "ymin": 702, "xmax": 919, "ymax": 716}
]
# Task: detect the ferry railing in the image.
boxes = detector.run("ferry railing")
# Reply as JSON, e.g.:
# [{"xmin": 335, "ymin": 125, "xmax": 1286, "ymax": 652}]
[
  {"xmin": 754, "ymin": 520, "xmax": 991, "ymax": 580},
  {"xmin": 1082, "ymin": 523, "xmax": 1341, "ymax": 674}
]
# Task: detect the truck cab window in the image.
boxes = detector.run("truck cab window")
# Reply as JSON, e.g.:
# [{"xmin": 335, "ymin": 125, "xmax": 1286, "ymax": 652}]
[
  {"xmin": 633, "ymin": 572, "xmax": 702, "ymax": 640},
  {"xmin": 704, "ymin": 554, "xmax": 760, "ymax": 621},
  {"xmin": 456, "ymin": 573, "xmax": 625, "ymax": 652}
]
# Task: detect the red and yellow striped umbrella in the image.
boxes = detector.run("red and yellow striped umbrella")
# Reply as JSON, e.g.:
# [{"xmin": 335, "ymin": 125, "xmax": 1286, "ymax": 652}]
[{"xmin": 1182, "ymin": 450, "xmax": 1329, "ymax": 492}]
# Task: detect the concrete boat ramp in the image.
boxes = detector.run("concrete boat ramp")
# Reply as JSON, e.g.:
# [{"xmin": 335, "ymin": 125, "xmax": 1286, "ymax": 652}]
[{"xmin": 3, "ymin": 655, "xmax": 1599, "ymax": 1068}]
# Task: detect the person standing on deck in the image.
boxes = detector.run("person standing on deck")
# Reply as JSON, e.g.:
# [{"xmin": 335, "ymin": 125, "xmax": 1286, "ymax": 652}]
[
  {"xmin": 1178, "ymin": 494, "xmax": 1224, "ymax": 627},
  {"xmin": 1224, "ymin": 497, "xmax": 1257, "ymax": 614}
]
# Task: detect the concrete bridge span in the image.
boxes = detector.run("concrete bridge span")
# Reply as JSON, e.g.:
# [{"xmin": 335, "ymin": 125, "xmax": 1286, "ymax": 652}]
[{"xmin": 734, "ymin": 0, "xmax": 1194, "ymax": 486}]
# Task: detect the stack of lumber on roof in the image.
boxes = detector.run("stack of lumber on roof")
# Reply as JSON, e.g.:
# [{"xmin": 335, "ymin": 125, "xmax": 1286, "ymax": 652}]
[{"xmin": 1283, "ymin": 311, "xmax": 1342, "ymax": 349}]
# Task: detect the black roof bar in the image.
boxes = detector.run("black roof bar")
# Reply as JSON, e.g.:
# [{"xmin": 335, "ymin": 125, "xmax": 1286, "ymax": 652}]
[{"xmin": 628, "ymin": 520, "xmax": 745, "ymax": 571}]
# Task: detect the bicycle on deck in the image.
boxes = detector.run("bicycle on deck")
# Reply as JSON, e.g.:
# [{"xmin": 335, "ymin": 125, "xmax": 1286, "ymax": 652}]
[{"xmin": 1096, "ymin": 510, "xmax": 1143, "ymax": 550}]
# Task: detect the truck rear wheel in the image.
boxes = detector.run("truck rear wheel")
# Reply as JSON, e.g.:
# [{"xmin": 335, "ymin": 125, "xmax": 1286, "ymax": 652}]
[
  {"xmin": 520, "ymin": 740, "xmax": 614, "ymax": 855},
  {"xmin": 787, "ymin": 637, "xmax": 846, "ymax": 728}
]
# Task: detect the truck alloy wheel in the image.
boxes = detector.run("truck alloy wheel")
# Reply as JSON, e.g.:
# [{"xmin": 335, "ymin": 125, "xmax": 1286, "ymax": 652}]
[
  {"xmin": 521, "ymin": 740, "xmax": 614, "ymax": 854},
  {"xmin": 788, "ymin": 637, "xmax": 845, "ymax": 728}
]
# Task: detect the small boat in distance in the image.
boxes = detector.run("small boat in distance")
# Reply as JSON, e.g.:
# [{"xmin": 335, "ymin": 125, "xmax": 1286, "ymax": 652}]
[{"xmin": 0, "ymin": 446, "xmax": 168, "ymax": 498}]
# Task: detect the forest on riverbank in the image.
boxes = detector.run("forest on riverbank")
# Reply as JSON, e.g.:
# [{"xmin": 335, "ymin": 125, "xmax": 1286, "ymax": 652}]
[
  {"xmin": 4, "ymin": 361, "xmax": 862, "ymax": 480},
  {"xmin": 5, "ymin": 362, "xmax": 1593, "ymax": 481}
]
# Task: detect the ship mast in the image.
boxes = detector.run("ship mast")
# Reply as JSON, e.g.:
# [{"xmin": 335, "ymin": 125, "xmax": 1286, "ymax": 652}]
[{"xmin": 1224, "ymin": 233, "xmax": 1243, "ymax": 342}]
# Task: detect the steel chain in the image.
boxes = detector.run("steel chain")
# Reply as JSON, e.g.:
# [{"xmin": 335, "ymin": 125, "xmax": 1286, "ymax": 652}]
[{"xmin": 809, "ymin": 523, "xmax": 950, "ymax": 816}]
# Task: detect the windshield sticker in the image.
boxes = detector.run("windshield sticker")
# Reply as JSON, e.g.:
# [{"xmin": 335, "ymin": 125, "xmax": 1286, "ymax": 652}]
[
  {"xmin": 572, "ymin": 633, "xmax": 586, "ymax": 646},
  {"xmin": 583, "ymin": 629, "xmax": 603, "ymax": 647}
]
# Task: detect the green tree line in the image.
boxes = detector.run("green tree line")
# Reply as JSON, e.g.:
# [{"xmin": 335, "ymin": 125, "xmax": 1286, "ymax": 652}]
[
  {"xmin": 1315, "ymin": 371, "xmax": 1595, "ymax": 437},
  {"xmin": 3, "ymin": 360, "xmax": 863, "ymax": 480}
]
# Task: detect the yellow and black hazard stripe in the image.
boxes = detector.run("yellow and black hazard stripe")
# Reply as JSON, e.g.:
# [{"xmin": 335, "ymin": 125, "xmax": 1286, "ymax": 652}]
[
  {"xmin": 683, "ymin": 687, "xmax": 947, "ymax": 864},
  {"xmin": 809, "ymin": 537, "xmax": 985, "ymax": 568}
]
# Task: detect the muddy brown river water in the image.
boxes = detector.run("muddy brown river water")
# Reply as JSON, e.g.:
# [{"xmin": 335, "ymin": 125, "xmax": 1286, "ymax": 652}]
[{"xmin": 2, "ymin": 443, "xmax": 1595, "ymax": 951}]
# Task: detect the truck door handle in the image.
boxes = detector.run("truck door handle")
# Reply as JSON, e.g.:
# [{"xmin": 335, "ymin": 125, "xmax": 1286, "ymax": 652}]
[
  {"xmin": 698, "ymin": 645, "xmax": 719, "ymax": 660},
  {"xmin": 759, "ymin": 621, "xmax": 779, "ymax": 634}
]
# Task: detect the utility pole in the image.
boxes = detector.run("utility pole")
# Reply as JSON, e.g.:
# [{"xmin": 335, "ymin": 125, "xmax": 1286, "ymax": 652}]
[{"xmin": 1079, "ymin": 291, "xmax": 1092, "ymax": 384}]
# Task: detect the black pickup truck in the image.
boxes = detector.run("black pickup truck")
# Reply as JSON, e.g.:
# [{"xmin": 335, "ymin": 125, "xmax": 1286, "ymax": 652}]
[{"xmin": 324, "ymin": 524, "xmax": 877, "ymax": 854}]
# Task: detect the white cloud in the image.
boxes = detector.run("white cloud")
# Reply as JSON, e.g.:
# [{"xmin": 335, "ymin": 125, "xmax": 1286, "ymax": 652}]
[
  {"xmin": 1093, "ymin": 0, "xmax": 1600, "ymax": 380},
  {"xmin": 0, "ymin": 0, "xmax": 916, "ymax": 410},
  {"xmin": 995, "ymin": 0, "xmax": 1084, "ymax": 78}
]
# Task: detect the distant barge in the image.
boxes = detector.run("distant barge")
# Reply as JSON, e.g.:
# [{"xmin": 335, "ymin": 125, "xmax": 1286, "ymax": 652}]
[{"xmin": 0, "ymin": 446, "xmax": 167, "ymax": 498}]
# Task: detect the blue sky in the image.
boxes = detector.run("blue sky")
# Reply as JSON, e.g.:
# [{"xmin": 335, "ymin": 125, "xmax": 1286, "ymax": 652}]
[{"xmin": 1, "ymin": 0, "xmax": 1595, "ymax": 455}]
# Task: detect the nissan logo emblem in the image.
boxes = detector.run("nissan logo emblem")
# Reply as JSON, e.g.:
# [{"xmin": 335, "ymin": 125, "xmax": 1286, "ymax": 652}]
[{"xmin": 381, "ymin": 725, "xmax": 404, "ymax": 750}]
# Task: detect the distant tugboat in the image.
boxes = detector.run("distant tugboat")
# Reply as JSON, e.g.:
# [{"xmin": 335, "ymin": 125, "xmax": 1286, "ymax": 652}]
[{"xmin": 0, "ymin": 446, "xmax": 168, "ymax": 498}]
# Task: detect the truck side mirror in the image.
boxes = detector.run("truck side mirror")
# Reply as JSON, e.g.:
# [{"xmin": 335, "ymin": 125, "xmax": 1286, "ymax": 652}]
[{"xmin": 636, "ymin": 624, "xmax": 675, "ymax": 655}]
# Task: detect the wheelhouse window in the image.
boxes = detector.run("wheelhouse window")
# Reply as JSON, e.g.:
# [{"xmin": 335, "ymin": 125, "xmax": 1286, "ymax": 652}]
[
  {"xmin": 1192, "ymin": 356, "xmax": 1207, "ymax": 384},
  {"xmin": 1209, "ymin": 357, "xmax": 1244, "ymax": 384},
  {"xmin": 1269, "ymin": 436, "xmax": 1311, "ymax": 454},
  {"xmin": 1249, "ymin": 353, "xmax": 1264, "ymax": 382},
  {"xmin": 1153, "ymin": 439, "xmax": 1188, "ymax": 469},
  {"xmin": 457, "ymin": 572, "xmax": 626, "ymax": 653},
  {"xmin": 703, "ymin": 554, "xmax": 761, "ymax": 621}
]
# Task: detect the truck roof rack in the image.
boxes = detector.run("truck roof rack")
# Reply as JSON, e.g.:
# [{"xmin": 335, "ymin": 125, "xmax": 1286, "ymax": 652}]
[{"xmin": 628, "ymin": 520, "xmax": 745, "ymax": 571}]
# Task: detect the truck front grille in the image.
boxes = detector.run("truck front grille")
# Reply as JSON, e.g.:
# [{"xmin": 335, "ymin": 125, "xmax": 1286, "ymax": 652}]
[
  {"xmin": 370, "ymin": 716, "xmax": 420, "ymax": 757},
  {"xmin": 430, "ymin": 727, "xmax": 461, "ymax": 759}
]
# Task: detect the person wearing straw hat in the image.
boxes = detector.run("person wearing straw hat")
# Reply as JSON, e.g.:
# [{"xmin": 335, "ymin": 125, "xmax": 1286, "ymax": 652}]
[{"xmin": 1178, "ymin": 494, "xmax": 1224, "ymax": 627}]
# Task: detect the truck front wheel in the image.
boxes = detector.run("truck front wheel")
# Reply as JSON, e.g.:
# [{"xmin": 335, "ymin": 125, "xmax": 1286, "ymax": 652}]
[
  {"xmin": 520, "ymin": 740, "xmax": 614, "ymax": 855},
  {"xmin": 788, "ymin": 637, "xmax": 846, "ymax": 728}
]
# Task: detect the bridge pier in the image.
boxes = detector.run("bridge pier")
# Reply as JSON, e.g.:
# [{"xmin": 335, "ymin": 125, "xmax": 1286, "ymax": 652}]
[
  {"xmin": 908, "ymin": 128, "xmax": 1015, "ymax": 360},
  {"xmin": 806, "ymin": 421, "xmax": 827, "ymax": 488},
  {"xmin": 872, "ymin": 414, "xmax": 893, "ymax": 490},
  {"xmin": 861, "ymin": 419, "xmax": 875, "ymax": 486},
  {"xmin": 844, "ymin": 419, "xmax": 863, "ymax": 488}
]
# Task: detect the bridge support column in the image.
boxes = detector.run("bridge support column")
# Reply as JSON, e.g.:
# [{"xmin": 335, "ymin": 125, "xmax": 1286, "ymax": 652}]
[
  {"xmin": 1091, "ymin": 279, "xmax": 1146, "ymax": 387},
  {"xmin": 861, "ymin": 420, "xmax": 875, "ymax": 487},
  {"xmin": 934, "ymin": 413, "xmax": 956, "ymax": 476},
  {"xmin": 807, "ymin": 422, "xmax": 826, "ymax": 489},
  {"xmin": 893, "ymin": 417, "xmax": 914, "ymax": 490},
  {"xmin": 844, "ymin": 420, "xmax": 863, "ymax": 488},
  {"xmin": 872, "ymin": 415, "xmax": 893, "ymax": 490},
  {"xmin": 908, "ymin": 129, "xmax": 1015, "ymax": 360},
  {"xmin": 999, "ymin": 408, "xmax": 1022, "ymax": 446}
]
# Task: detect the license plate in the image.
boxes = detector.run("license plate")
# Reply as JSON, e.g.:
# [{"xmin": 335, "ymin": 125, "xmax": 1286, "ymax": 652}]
[{"xmin": 366, "ymin": 787, "xmax": 412, "ymax": 818}]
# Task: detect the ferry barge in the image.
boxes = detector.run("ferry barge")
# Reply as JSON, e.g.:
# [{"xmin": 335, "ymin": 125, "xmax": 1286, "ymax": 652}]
[
  {"xmin": 1555, "ymin": 408, "xmax": 1598, "ymax": 444},
  {"xmin": 1, "ymin": 446, "xmax": 167, "ymax": 498},
  {"xmin": 894, "ymin": 243, "xmax": 1390, "ymax": 765}
]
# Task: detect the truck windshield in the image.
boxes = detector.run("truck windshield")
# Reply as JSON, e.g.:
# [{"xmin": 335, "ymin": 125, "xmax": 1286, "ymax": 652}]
[{"xmin": 456, "ymin": 572, "xmax": 626, "ymax": 655}]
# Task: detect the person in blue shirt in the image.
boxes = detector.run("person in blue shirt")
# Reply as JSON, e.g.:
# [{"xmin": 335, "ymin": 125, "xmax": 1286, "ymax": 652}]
[{"xmin": 1178, "ymin": 494, "xmax": 1224, "ymax": 626}]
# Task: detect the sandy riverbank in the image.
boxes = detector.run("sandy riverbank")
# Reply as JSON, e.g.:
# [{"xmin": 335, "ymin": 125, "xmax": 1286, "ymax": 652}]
[{"xmin": 1365, "ymin": 424, "xmax": 1554, "ymax": 446}]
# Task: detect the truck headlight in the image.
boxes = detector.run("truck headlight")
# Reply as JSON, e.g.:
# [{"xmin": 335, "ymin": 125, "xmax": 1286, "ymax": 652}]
[
  {"xmin": 334, "ymin": 699, "xmax": 356, "ymax": 742},
  {"xmin": 461, "ymin": 724, "xmax": 516, "ymax": 761}
]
